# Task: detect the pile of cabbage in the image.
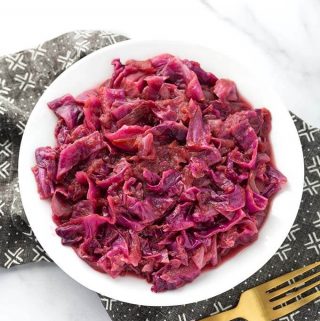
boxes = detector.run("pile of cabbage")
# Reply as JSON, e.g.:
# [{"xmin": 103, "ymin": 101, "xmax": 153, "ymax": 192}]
[{"xmin": 32, "ymin": 54, "xmax": 286, "ymax": 292}]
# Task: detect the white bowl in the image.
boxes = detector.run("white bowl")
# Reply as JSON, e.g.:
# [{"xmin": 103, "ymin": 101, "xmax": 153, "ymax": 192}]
[{"xmin": 18, "ymin": 39, "xmax": 304, "ymax": 306}]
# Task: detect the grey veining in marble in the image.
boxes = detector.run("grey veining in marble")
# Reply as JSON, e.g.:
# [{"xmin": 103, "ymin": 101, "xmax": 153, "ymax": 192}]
[{"xmin": 201, "ymin": 0, "xmax": 320, "ymax": 127}]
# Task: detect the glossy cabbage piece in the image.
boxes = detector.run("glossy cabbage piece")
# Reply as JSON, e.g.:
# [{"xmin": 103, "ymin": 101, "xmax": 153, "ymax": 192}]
[
  {"xmin": 33, "ymin": 54, "xmax": 286, "ymax": 292},
  {"xmin": 32, "ymin": 147, "xmax": 58, "ymax": 199},
  {"xmin": 48, "ymin": 94, "xmax": 83, "ymax": 129}
]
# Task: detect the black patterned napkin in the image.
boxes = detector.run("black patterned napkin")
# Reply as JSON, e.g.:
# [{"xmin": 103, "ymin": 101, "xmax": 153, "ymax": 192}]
[{"xmin": 0, "ymin": 31, "xmax": 319, "ymax": 321}]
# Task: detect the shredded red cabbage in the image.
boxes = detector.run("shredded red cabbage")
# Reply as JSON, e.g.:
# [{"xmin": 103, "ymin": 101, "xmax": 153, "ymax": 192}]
[{"xmin": 32, "ymin": 54, "xmax": 286, "ymax": 292}]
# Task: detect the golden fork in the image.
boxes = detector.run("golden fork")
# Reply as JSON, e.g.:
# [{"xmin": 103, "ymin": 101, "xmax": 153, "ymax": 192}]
[{"xmin": 200, "ymin": 261, "xmax": 320, "ymax": 321}]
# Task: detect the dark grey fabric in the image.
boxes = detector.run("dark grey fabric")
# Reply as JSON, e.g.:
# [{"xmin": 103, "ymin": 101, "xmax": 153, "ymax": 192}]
[{"xmin": 0, "ymin": 31, "xmax": 319, "ymax": 321}]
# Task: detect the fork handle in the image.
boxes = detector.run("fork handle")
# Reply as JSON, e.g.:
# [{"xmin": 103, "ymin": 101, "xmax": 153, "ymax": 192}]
[{"xmin": 199, "ymin": 306, "xmax": 242, "ymax": 321}]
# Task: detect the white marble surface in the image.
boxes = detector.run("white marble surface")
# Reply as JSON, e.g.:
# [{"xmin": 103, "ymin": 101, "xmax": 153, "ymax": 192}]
[
  {"xmin": 0, "ymin": 263, "xmax": 107, "ymax": 321},
  {"xmin": 0, "ymin": 0, "xmax": 319, "ymax": 320}
]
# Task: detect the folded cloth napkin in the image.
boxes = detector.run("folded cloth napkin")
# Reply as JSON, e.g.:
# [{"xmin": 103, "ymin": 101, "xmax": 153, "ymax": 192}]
[{"xmin": 0, "ymin": 31, "xmax": 319, "ymax": 321}]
